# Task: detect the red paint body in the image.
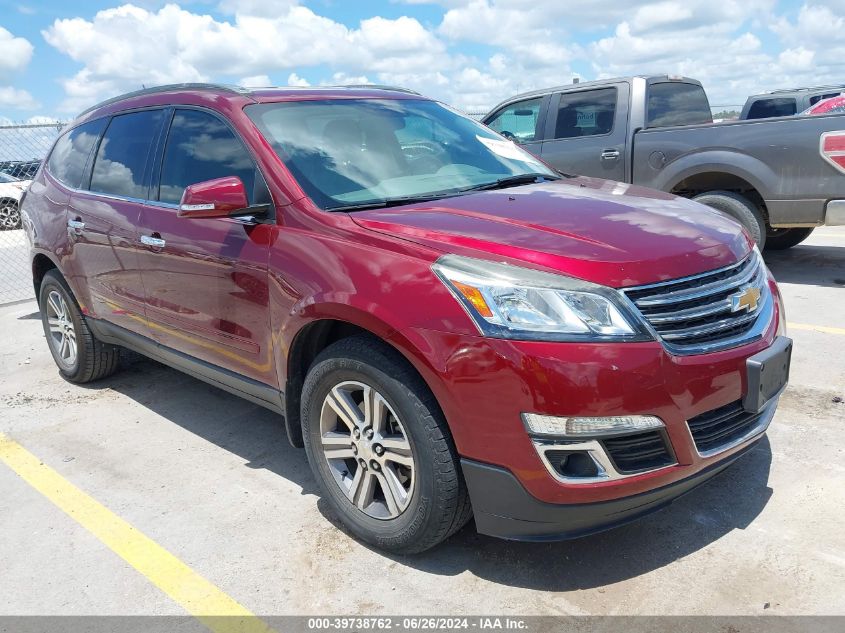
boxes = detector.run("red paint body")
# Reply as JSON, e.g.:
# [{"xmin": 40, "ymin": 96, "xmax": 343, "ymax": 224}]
[{"xmin": 25, "ymin": 87, "xmax": 785, "ymax": 511}]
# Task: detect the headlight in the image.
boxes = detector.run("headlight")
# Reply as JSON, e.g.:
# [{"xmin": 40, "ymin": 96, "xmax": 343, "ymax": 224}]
[{"xmin": 432, "ymin": 255, "xmax": 650, "ymax": 341}]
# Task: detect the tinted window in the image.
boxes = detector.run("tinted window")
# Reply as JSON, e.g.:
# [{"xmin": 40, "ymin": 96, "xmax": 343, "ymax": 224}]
[
  {"xmin": 485, "ymin": 97, "xmax": 543, "ymax": 143},
  {"xmin": 746, "ymin": 98, "xmax": 796, "ymax": 120},
  {"xmin": 809, "ymin": 92, "xmax": 841, "ymax": 106},
  {"xmin": 46, "ymin": 119, "xmax": 107, "ymax": 188},
  {"xmin": 90, "ymin": 110, "xmax": 164, "ymax": 198},
  {"xmin": 554, "ymin": 88, "xmax": 616, "ymax": 139},
  {"xmin": 647, "ymin": 82, "xmax": 713, "ymax": 127},
  {"xmin": 158, "ymin": 110, "xmax": 260, "ymax": 205}
]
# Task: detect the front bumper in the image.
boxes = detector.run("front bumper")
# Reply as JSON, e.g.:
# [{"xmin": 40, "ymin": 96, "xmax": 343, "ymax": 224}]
[
  {"xmin": 461, "ymin": 439, "xmax": 761, "ymax": 541},
  {"xmin": 392, "ymin": 278, "xmax": 786, "ymax": 515}
]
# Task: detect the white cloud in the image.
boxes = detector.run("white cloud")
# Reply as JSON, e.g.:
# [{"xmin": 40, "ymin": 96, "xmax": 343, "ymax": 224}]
[
  {"xmin": 43, "ymin": 3, "xmax": 451, "ymax": 113},
  {"xmin": 0, "ymin": 26, "xmax": 34, "ymax": 77},
  {"xmin": 287, "ymin": 72, "xmax": 310, "ymax": 87},
  {"xmin": 0, "ymin": 86, "xmax": 39, "ymax": 110},
  {"xmin": 239, "ymin": 74, "xmax": 272, "ymax": 87}
]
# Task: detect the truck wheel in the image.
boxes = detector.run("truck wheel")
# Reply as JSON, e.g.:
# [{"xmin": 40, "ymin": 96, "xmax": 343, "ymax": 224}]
[
  {"xmin": 39, "ymin": 270, "xmax": 120, "ymax": 383},
  {"xmin": 300, "ymin": 336, "xmax": 472, "ymax": 554},
  {"xmin": 692, "ymin": 191, "xmax": 766, "ymax": 249},
  {"xmin": 764, "ymin": 227, "xmax": 814, "ymax": 251}
]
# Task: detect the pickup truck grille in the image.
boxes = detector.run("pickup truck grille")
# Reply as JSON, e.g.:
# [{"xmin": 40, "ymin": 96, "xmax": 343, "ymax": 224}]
[{"xmin": 623, "ymin": 252, "xmax": 768, "ymax": 353}]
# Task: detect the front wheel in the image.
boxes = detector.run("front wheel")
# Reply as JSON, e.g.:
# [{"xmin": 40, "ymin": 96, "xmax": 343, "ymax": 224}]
[
  {"xmin": 764, "ymin": 227, "xmax": 814, "ymax": 250},
  {"xmin": 692, "ymin": 191, "xmax": 766, "ymax": 249},
  {"xmin": 301, "ymin": 336, "xmax": 472, "ymax": 554}
]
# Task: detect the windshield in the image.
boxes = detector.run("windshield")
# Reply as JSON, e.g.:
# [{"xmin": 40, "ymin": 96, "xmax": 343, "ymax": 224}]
[
  {"xmin": 245, "ymin": 99, "xmax": 557, "ymax": 210},
  {"xmin": 0, "ymin": 172, "xmax": 16, "ymax": 183}
]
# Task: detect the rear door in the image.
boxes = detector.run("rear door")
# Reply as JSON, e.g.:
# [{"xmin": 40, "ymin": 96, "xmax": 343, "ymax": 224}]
[
  {"xmin": 539, "ymin": 83, "xmax": 629, "ymax": 181},
  {"xmin": 136, "ymin": 107, "xmax": 276, "ymax": 386},
  {"xmin": 68, "ymin": 109, "xmax": 165, "ymax": 335}
]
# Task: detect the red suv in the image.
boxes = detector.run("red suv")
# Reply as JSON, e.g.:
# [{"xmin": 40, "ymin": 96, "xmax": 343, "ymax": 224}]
[{"xmin": 24, "ymin": 84, "xmax": 792, "ymax": 553}]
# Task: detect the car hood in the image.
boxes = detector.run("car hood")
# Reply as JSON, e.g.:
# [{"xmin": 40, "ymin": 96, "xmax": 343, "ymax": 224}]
[{"xmin": 350, "ymin": 177, "xmax": 751, "ymax": 288}]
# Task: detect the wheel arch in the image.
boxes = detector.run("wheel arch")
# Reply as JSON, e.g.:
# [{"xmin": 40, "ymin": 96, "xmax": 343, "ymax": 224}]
[
  {"xmin": 282, "ymin": 312, "xmax": 446, "ymax": 450},
  {"xmin": 31, "ymin": 252, "xmax": 60, "ymax": 303}
]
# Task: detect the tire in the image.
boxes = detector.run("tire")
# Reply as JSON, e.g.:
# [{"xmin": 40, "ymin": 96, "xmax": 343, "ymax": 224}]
[
  {"xmin": 39, "ymin": 270, "xmax": 120, "ymax": 383},
  {"xmin": 764, "ymin": 227, "xmax": 814, "ymax": 251},
  {"xmin": 692, "ymin": 191, "xmax": 767, "ymax": 249},
  {"xmin": 301, "ymin": 336, "xmax": 472, "ymax": 554},
  {"xmin": 0, "ymin": 198, "xmax": 21, "ymax": 230}
]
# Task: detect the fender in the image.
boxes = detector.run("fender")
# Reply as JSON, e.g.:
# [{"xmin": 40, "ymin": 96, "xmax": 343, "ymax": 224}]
[{"xmin": 649, "ymin": 149, "xmax": 778, "ymax": 202}]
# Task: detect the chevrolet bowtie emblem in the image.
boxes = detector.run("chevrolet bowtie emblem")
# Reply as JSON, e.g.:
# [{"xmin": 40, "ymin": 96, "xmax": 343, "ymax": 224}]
[{"xmin": 731, "ymin": 287, "xmax": 761, "ymax": 313}]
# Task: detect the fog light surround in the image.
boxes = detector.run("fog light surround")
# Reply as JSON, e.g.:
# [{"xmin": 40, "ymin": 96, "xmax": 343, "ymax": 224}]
[{"xmin": 522, "ymin": 413, "xmax": 665, "ymax": 437}]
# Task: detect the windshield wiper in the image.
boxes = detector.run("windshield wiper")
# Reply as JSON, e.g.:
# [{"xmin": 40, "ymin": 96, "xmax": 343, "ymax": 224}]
[
  {"xmin": 327, "ymin": 192, "xmax": 462, "ymax": 213},
  {"xmin": 458, "ymin": 173, "xmax": 560, "ymax": 192}
]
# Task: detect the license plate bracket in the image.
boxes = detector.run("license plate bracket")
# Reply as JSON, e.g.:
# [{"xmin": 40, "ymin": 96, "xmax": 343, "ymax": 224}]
[{"xmin": 743, "ymin": 336, "xmax": 792, "ymax": 413}]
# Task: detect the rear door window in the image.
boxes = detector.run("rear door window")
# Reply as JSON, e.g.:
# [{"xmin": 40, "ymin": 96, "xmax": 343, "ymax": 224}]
[
  {"xmin": 485, "ymin": 98, "xmax": 543, "ymax": 143},
  {"xmin": 646, "ymin": 82, "xmax": 713, "ymax": 127},
  {"xmin": 746, "ymin": 98, "xmax": 797, "ymax": 119},
  {"xmin": 157, "ymin": 109, "xmax": 264, "ymax": 205},
  {"xmin": 90, "ymin": 110, "xmax": 165, "ymax": 199},
  {"xmin": 46, "ymin": 119, "xmax": 108, "ymax": 189},
  {"xmin": 553, "ymin": 88, "xmax": 617, "ymax": 139}
]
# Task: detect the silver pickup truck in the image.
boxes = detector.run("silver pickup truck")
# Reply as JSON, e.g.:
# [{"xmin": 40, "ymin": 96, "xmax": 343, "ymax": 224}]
[{"xmin": 483, "ymin": 75, "xmax": 845, "ymax": 249}]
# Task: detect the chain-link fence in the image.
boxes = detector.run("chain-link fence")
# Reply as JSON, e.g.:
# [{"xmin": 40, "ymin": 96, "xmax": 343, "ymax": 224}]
[{"xmin": 0, "ymin": 121, "xmax": 66, "ymax": 305}]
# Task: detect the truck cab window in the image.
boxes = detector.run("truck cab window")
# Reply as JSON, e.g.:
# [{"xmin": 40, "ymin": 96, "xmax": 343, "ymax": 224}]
[
  {"xmin": 553, "ymin": 88, "xmax": 617, "ymax": 139},
  {"xmin": 485, "ymin": 98, "xmax": 542, "ymax": 143},
  {"xmin": 647, "ymin": 82, "xmax": 712, "ymax": 127}
]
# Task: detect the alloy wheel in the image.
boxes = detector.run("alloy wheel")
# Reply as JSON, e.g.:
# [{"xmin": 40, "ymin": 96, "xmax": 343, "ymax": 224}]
[
  {"xmin": 45, "ymin": 290, "xmax": 77, "ymax": 367},
  {"xmin": 0, "ymin": 201, "xmax": 20, "ymax": 230},
  {"xmin": 319, "ymin": 380, "xmax": 415, "ymax": 519}
]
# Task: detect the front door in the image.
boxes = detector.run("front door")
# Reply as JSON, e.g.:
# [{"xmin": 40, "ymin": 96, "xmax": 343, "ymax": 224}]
[
  {"xmin": 539, "ymin": 83, "xmax": 629, "ymax": 182},
  {"xmin": 68, "ymin": 109, "xmax": 166, "ymax": 335},
  {"xmin": 137, "ymin": 108, "xmax": 276, "ymax": 386}
]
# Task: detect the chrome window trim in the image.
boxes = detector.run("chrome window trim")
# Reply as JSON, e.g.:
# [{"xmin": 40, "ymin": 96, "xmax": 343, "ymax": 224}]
[
  {"xmin": 532, "ymin": 437, "xmax": 677, "ymax": 484},
  {"xmin": 687, "ymin": 398, "xmax": 778, "ymax": 459}
]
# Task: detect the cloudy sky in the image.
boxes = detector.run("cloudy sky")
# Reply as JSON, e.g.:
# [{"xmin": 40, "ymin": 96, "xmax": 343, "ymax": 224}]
[{"xmin": 0, "ymin": 0, "xmax": 843, "ymax": 122}]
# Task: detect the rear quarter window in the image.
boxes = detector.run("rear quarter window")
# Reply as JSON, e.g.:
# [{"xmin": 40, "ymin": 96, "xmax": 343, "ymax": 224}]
[
  {"xmin": 746, "ymin": 98, "xmax": 797, "ymax": 119},
  {"xmin": 46, "ymin": 119, "xmax": 108, "ymax": 189},
  {"xmin": 89, "ymin": 109, "xmax": 165, "ymax": 199},
  {"xmin": 646, "ymin": 82, "xmax": 713, "ymax": 127}
]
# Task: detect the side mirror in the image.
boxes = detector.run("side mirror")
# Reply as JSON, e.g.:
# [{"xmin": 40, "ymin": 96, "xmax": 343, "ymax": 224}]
[{"xmin": 178, "ymin": 176, "xmax": 250, "ymax": 219}]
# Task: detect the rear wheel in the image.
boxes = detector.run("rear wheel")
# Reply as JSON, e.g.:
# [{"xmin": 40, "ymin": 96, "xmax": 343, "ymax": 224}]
[
  {"xmin": 301, "ymin": 336, "xmax": 472, "ymax": 554},
  {"xmin": 39, "ymin": 270, "xmax": 120, "ymax": 383},
  {"xmin": 764, "ymin": 227, "xmax": 814, "ymax": 250},
  {"xmin": 0, "ymin": 198, "xmax": 20, "ymax": 230},
  {"xmin": 692, "ymin": 191, "xmax": 766, "ymax": 249}
]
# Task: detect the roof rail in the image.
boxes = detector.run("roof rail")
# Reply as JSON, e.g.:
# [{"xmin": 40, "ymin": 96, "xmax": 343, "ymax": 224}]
[
  {"xmin": 334, "ymin": 84, "xmax": 421, "ymax": 95},
  {"xmin": 77, "ymin": 83, "xmax": 252, "ymax": 117},
  {"xmin": 765, "ymin": 83, "xmax": 845, "ymax": 95}
]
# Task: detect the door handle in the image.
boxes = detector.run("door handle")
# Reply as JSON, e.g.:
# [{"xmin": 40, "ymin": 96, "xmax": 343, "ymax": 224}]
[
  {"xmin": 601, "ymin": 149, "xmax": 621, "ymax": 161},
  {"xmin": 140, "ymin": 234, "xmax": 166, "ymax": 249},
  {"xmin": 67, "ymin": 219, "xmax": 85, "ymax": 232}
]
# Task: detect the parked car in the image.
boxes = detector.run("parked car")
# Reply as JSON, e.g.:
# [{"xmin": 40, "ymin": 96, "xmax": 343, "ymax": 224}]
[
  {"xmin": 0, "ymin": 171, "xmax": 31, "ymax": 230},
  {"xmin": 800, "ymin": 95, "xmax": 845, "ymax": 117},
  {"xmin": 483, "ymin": 75, "xmax": 845, "ymax": 250},
  {"xmin": 25, "ymin": 84, "xmax": 791, "ymax": 553},
  {"xmin": 740, "ymin": 85, "xmax": 845, "ymax": 120},
  {"xmin": 0, "ymin": 160, "xmax": 41, "ymax": 181}
]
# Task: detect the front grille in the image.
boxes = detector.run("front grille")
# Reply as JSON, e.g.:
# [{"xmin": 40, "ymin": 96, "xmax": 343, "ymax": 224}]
[
  {"xmin": 601, "ymin": 431, "xmax": 674, "ymax": 474},
  {"xmin": 623, "ymin": 253, "xmax": 769, "ymax": 353},
  {"xmin": 687, "ymin": 400, "xmax": 767, "ymax": 454}
]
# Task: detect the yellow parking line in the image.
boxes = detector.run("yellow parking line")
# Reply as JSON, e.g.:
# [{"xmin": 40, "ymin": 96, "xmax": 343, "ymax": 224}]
[
  {"xmin": 0, "ymin": 433, "xmax": 275, "ymax": 633},
  {"xmin": 788, "ymin": 322, "xmax": 845, "ymax": 336}
]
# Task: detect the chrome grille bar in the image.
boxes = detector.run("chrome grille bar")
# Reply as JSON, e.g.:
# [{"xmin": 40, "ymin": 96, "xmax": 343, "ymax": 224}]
[{"xmin": 622, "ymin": 251, "xmax": 771, "ymax": 354}]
